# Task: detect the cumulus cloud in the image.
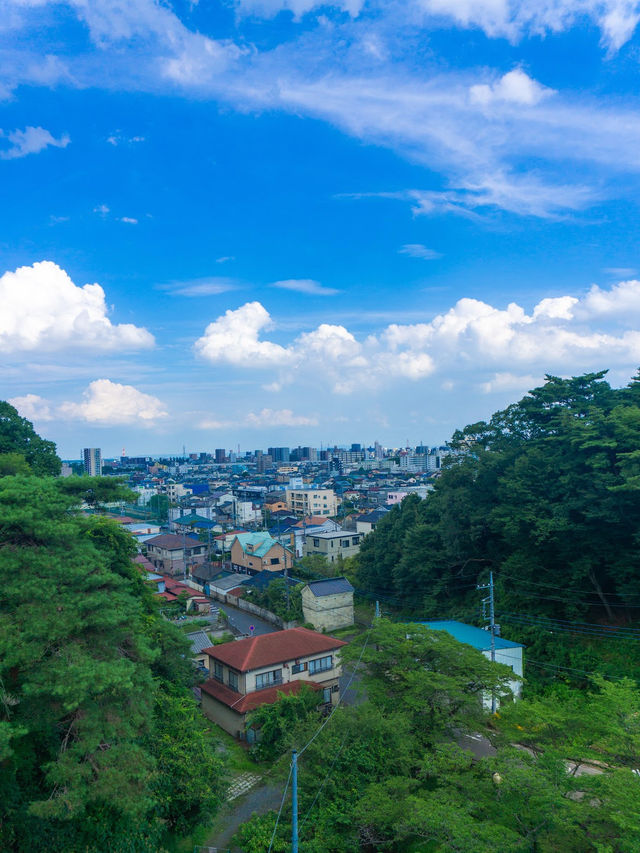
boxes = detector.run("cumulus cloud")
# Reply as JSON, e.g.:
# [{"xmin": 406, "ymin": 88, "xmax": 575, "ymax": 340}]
[
  {"xmin": 195, "ymin": 301, "xmax": 291, "ymax": 366},
  {"xmin": 399, "ymin": 244, "xmax": 442, "ymax": 259},
  {"xmin": 8, "ymin": 393, "xmax": 53, "ymax": 421},
  {"xmin": 0, "ymin": 126, "xmax": 70, "ymax": 159},
  {"xmin": 195, "ymin": 285, "xmax": 640, "ymax": 395},
  {"xmin": 272, "ymin": 279, "xmax": 339, "ymax": 295},
  {"xmin": 120, "ymin": 216, "xmax": 138, "ymax": 224},
  {"xmin": 0, "ymin": 261, "xmax": 154, "ymax": 353},
  {"xmin": 10, "ymin": 380, "xmax": 168, "ymax": 426},
  {"xmin": 469, "ymin": 69, "xmax": 554, "ymax": 106}
]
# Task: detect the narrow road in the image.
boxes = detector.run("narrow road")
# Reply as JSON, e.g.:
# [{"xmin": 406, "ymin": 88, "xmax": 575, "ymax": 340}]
[
  {"xmin": 222, "ymin": 602, "xmax": 278, "ymax": 636},
  {"xmin": 206, "ymin": 780, "xmax": 283, "ymax": 851}
]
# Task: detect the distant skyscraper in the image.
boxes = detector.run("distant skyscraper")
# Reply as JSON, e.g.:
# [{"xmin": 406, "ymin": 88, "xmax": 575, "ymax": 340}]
[
  {"xmin": 83, "ymin": 447, "xmax": 102, "ymax": 476},
  {"xmin": 215, "ymin": 448, "xmax": 226, "ymax": 463},
  {"xmin": 268, "ymin": 447, "xmax": 290, "ymax": 463}
]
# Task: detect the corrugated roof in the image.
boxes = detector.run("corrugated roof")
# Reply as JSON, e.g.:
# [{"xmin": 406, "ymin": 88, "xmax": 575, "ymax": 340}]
[
  {"xmin": 200, "ymin": 678, "xmax": 321, "ymax": 714},
  {"xmin": 417, "ymin": 620, "xmax": 523, "ymax": 650},
  {"xmin": 187, "ymin": 630, "xmax": 213, "ymax": 654},
  {"xmin": 204, "ymin": 627, "xmax": 347, "ymax": 672},
  {"xmin": 305, "ymin": 577, "xmax": 354, "ymax": 597}
]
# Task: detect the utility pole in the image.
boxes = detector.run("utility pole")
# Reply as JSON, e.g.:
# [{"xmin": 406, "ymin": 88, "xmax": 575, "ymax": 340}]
[
  {"xmin": 477, "ymin": 571, "xmax": 496, "ymax": 713},
  {"xmin": 291, "ymin": 750, "xmax": 299, "ymax": 853},
  {"xmin": 375, "ymin": 600, "xmax": 380, "ymax": 620}
]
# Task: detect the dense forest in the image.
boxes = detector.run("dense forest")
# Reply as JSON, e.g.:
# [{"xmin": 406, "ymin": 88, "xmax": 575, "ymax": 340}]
[
  {"xmin": 0, "ymin": 403, "xmax": 226, "ymax": 851},
  {"xmin": 356, "ymin": 371, "xmax": 640, "ymax": 684}
]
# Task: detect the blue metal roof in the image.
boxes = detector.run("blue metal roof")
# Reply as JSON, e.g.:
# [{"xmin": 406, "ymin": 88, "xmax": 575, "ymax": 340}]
[
  {"xmin": 416, "ymin": 620, "xmax": 523, "ymax": 650},
  {"xmin": 306, "ymin": 577, "xmax": 355, "ymax": 597}
]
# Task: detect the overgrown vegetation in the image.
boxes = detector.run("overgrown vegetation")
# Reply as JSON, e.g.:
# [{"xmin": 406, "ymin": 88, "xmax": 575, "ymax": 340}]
[
  {"xmin": 0, "ymin": 404, "xmax": 227, "ymax": 851},
  {"xmin": 356, "ymin": 371, "xmax": 640, "ymax": 687}
]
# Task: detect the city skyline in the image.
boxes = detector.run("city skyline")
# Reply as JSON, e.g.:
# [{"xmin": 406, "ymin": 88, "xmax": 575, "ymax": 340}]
[{"xmin": 4, "ymin": 2, "xmax": 640, "ymax": 457}]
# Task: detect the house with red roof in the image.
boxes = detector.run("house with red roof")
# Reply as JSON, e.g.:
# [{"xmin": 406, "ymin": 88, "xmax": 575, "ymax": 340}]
[{"xmin": 200, "ymin": 627, "xmax": 347, "ymax": 737}]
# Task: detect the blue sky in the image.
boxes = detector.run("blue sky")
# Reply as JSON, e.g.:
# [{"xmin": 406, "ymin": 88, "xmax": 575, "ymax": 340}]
[{"xmin": 3, "ymin": 0, "xmax": 640, "ymax": 457}]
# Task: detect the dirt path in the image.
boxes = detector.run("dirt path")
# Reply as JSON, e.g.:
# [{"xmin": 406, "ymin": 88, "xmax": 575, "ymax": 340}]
[{"xmin": 205, "ymin": 780, "xmax": 283, "ymax": 852}]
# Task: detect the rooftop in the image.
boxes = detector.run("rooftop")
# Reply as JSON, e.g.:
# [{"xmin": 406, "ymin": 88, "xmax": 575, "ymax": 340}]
[
  {"xmin": 200, "ymin": 677, "xmax": 320, "ymax": 714},
  {"xmin": 304, "ymin": 577, "xmax": 354, "ymax": 597},
  {"xmin": 186, "ymin": 629, "xmax": 213, "ymax": 655},
  {"xmin": 145, "ymin": 533, "xmax": 202, "ymax": 550},
  {"xmin": 233, "ymin": 531, "xmax": 289, "ymax": 558},
  {"xmin": 416, "ymin": 620, "xmax": 524, "ymax": 651},
  {"xmin": 204, "ymin": 626, "xmax": 347, "ymax": 672}
]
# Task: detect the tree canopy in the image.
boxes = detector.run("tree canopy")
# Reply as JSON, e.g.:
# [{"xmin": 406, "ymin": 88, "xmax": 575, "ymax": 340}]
[
  {"xmin": 357, "ymin": 373, "xmax": 640, "ymax": 666},
  {"xmin": 0, "ymin": 474, "xmax": 226, "ymax": 850},
  {"xmin": 0, "ymin": 402, "xmax": 61, "ymax": 476}
]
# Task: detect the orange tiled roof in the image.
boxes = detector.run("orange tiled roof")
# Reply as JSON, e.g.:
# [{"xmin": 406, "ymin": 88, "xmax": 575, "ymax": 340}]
[
  {"xmin": 204, "ymin": 627, "xmax": 346, "ymax": 672},
  {"xmin": 200, "ymin": 678, "xmax": 321, "ymax": 713}
]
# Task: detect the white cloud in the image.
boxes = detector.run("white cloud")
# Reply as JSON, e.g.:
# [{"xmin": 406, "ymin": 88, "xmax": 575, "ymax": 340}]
[
  {"xmin": 10, "ymin": 380, "xmax": 168, "ymax": 426},
  {"xmin": 0, "ymin": 261, "xmax": 154, "ymax": 353},
  {"xmin": 119, "ymin": 216, "xmax": 138, "ymax": 224},
  {"xmin": 194, "ymin": 301, "xmax": 291, "ymax": 366},
  {"xmin": 479, "ymin": 372, "xmax": 544, "ymax": 394},
  {"xmin": 195, "ymin": 283, "xmax": 640, "ymax": 395},
  {"xmin": 8, "ymin": 393, "xmax": 53, "ymax": 421},
  {"xmin": 469, "ymin": 69, "xmax": 554, "ymax": 106},
  {"xmin": 399, "ymin": 244, "xmax": 442, "ymax": 259},
  {"xmin": 93, "ymin": 204, "xmax": 110, "ymax": 215},
  {"xmin": 165, "ymin": 276, "xmax": 240, "ymax": 297},
  {"xmin": 245, "ymin": 408, "xmax": 318, "ymax": 427},
  {"xmin": 197, "ymin": 408, "xmax": 317, "ymax": 428},
  {"xmin": 57, "ymin": 379, "xmax": 168, "ymax": 424},
  {"xmin": 216, "ymin": 256, "xmax": 235, "ymax": 264},
  {"xmin": 419, "ymin": 0, "xmax": 640, "ymax": 51},
  {"xmin": 580, "ymin": 279, "xmax": 640, "ymax": 319},
  {"xmin": 233, "ymin": 0, "xmax": 364, "ymax": 18},
  {"xmin": 0, "ymin": 126, "xmax": 69, "ymax": 160},
  {"xmin": 272, "ymin": 278, "xmax": 339, "ymax": 295}
]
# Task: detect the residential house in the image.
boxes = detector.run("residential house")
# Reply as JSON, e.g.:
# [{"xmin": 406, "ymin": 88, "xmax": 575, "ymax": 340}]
[
  {"xmin": 145, "ymin": 533, "xmax": 207, "ymax": 576},
  {"xmin": 302, "ymin": 530, "xmax": 362, "ymax": 564},
  {"xmin": 230, "ymin": 532, "xmax": 293, "ymax": 575},
  {"xmin": 200, "ymin": 627, "xmax": 347, "ymax": 737},
  {"xmin": 417, "ymin": 620, "xmax": 524, "ymax": 708},
  {"xmin": 354, "ymin": 508, "xmax": 389, "ymax": 535},
  {"xmin": 301, "ymin": 577, "xmax": 354, "ymax": 631}
]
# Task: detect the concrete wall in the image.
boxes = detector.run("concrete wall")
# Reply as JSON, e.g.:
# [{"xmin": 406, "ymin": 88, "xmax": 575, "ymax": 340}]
[
  {"xmin": 207, "ymin": 587, "xmax": 297, "ymax": 630},
  {"xmin": 301, "ymin": 588, "xmax": 354, "ymax": 631},
  {"xmin": 481, "ymin": 645, "xmax": 523, "ymax": 708}
]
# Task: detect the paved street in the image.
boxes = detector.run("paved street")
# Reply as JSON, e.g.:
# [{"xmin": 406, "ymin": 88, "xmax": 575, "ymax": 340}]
[{"xmin": 221, "ymin": 601, "xmax": 278, "ymax": 637}]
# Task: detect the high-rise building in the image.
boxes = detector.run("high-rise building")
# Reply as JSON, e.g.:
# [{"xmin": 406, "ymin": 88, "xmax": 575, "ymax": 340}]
[
  {"xmin": 268, "ymin": 447, "xmax": 290, "ymax": 463},
  {"xmin": 83, "ymin": 447, "xmax": 102, "ymax": 476},
  {"xmin": 215, "ymin": 448, "xmax": 226, "ymax": 464}
]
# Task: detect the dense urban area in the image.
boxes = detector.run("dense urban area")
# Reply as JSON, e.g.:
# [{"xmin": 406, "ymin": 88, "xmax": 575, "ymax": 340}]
[{"xmin": 2, "ymin": 370, "xmax": 640, "ymax": 852}]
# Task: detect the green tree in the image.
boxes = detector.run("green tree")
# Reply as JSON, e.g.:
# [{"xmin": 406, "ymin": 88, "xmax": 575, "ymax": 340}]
[
  {"xmin": 149, "ymin": 493, "xmax": 169, "ymax": 519},
  {"xmin": 0, "ymin": 475, "xmax": 225, "ymax": 850},
  {"xmin": 246, "ymin": 683, "xmax": 320, "ymax": 761},
  {"xmin": 0, "ymin": 401, "xmax": 61, "ymax": 476}
]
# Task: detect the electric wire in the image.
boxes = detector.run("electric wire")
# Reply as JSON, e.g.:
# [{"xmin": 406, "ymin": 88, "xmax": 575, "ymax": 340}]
[
  {"xmin": 525, "ymin": 659, "xmax": 627, "ymax": 681},
  {"xmin": 299, "ymin": 729, "xmax": 350, "ymax": 831},
  {"xmin": 267, "ymin": 756, "xmax": 294, "ymax": 853},
  {"xmin": 500, "ymin": 612, "xmax": 640, "ymax": 634},
  {"xmin": 500, "ymin": 614, "xmax": 640, "ymax": 642},
  {"xmin": 297, "ymin": 629, "xmax": 371, "ymax": 758}
]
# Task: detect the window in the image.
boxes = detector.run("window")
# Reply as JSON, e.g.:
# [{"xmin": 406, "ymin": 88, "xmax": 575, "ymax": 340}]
[
  {"xmin": 270, "ymin": 557, "xmax": 280, "ymax": 565},
  {"xmin": 214, "ymin": 661, "xmax": 223, "ymax": 683},
  {"xmin": 255, "ymin": 669, "xmax": 283, "ymax": 689},
  {"xmin": 352, "ymin": 537, "xmax": 360, "ymax": 545},
  {"xmin": 313, "ymin": 538, "xmax": 320, "ymax": 547},
  {"xmin": 323, "ymin": 687, "xmax": 332, "ymax": 704},
  {"xmin": 292, "ymin": 661, "xmax": 306, "ymax": 674},
  {"xmin": 308, "ymin": 655, "xmax": 332, "ymax": 675},
  {"xmin": 228, "ymin": 670, "xmax": 239, "ymax": 691},
  {"xmin": 341, "ymin": 540, "xmax": 350, "ymax": 547}
]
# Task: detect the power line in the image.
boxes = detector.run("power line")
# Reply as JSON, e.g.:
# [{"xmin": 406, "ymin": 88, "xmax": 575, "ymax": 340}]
[
  {"xmin": 525, "ymin": 658, "xmax": 628, "ymax": 681},
  {"xmin": 267, "ymin": 756, "xmax": 294, "ymax": 853},
  {"xmin": 501, "ymin": 611, "xmax": 640, "ymax": 634},
  {"xmin": 300, "ymin": 729, "xmax": 350, "ymax": 831},
  {"xmin": 500, "ymin": 613, "xmax": 640, "ymax": 642},
  {"xmin": 297, "ymin": 630, "xmax": 371, "ymax": 758}
]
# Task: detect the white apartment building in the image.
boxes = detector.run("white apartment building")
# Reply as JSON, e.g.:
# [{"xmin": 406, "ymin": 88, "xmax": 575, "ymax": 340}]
[{"xmin": 286, "ymin": 487, "xmax": 338, "ymax": 517}]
